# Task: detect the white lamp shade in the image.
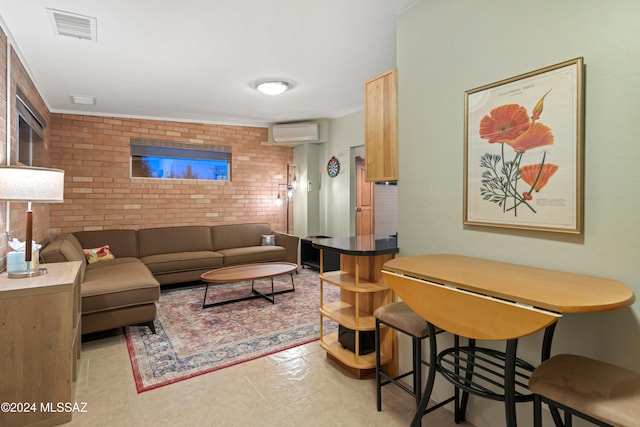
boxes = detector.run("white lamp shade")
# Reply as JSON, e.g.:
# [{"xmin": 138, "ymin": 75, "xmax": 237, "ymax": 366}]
[
  {"xmin": 255, "ymin": 81, "xmax": 291, "ymax": 95},
  {"xmin": 0, "ymin": 166, "xmax": 65, "ymax": 202}
]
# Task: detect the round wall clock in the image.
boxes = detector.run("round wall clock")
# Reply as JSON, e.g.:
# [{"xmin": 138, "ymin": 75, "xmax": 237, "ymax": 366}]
[{"xmin": 327, "ymin": 156, "xmax": 340, "ymax": 178}]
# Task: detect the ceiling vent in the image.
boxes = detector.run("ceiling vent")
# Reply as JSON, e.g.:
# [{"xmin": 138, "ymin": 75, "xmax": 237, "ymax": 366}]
[
  {"xmin": 70, "ymin": 95, "xmax": 97, "ymax": 105},
  {"xmin": 47, "ymin": 9, "xmax": 97, "ymax": 42}
]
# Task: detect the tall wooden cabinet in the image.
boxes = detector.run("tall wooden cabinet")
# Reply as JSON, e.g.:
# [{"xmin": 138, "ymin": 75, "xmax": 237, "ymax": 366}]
[
  {"xmin": 0, "ymin": 261, "xmax": 82, "ymax": 427},
  {"xmin": 365, "ymin": 68, "xmax": 398, "ymax": 182}
]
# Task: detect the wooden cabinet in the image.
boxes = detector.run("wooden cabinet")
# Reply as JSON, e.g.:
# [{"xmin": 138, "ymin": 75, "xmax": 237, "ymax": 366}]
[
  {"xmin": 365, "ymin": 68, "xmax": 398, "ymax": 182},
  {"xmin": 316, "ymin": 241, "xmax": 397, "ymax": 377},
  {"xmin": 0, "ymin": 261, "xmax": 82, "ymax": 427}
]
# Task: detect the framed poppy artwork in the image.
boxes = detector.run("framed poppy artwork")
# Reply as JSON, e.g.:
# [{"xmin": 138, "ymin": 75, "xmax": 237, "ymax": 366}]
[{"xmin": 464, "ymin": 57, "xmax": 584, "ymax": 234}]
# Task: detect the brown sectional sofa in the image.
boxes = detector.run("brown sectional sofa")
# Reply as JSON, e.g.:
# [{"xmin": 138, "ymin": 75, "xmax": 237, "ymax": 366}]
[{"xmin": 40, "ymin": 223, "xmax": 299, "ymax": 335}]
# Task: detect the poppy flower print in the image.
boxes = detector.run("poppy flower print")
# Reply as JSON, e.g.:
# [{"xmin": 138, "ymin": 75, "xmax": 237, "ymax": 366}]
[{"xmin": 478, "ymin": 90, "xmax": 558, "ymax": 216}]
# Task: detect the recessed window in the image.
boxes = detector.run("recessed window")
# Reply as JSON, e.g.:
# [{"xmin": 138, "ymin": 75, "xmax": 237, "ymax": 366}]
[
  {"xmin": 130, "ymin": 139, "xmax": 231, "ymax": 181},
  {"xmin": 17, "ymin": 88, "xmax": 45, "ymax": 166}
]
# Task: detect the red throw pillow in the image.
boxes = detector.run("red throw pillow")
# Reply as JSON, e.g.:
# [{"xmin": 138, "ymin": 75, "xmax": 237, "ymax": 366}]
[{"xmin": 83, "ymin": 245, "xmax": 115, "ymax": 264}]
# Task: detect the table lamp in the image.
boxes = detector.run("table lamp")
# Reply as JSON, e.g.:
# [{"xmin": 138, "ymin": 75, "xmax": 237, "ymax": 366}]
[{"xmin": 0, "ymin": 165, "xmax": 65, "ymax": 278}]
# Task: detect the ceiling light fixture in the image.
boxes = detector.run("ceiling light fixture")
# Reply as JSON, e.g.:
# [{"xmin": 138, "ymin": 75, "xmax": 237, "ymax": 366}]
[{"xmin": 254, "ymin": 80, "xmax": 292, "ymax": 96}]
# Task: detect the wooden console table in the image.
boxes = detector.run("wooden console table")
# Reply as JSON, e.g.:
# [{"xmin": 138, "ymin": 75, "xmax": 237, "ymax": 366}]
[
  {"xmin": 0, "ymin": 261, "xmax": 82, "ymax": 427},
  {"xmin": 382, "ymin": 254, "xmax": 635, "ymax": 427}
]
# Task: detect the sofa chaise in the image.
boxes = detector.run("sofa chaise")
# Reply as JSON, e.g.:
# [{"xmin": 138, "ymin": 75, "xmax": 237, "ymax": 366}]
[{"xmin": 40, "ymin": 223, "xmax": 299, "ymax": 335}]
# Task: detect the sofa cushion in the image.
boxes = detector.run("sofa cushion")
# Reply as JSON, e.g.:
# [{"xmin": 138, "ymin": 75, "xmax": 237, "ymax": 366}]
[
  {"xmin": 138, "ymin": 226, "xmax": 213, "ymax": 257},
  {"xmin": 82, "ymin": 304, "xmax": 156, "ymax": 336},
  {"xmin": 141, "ymin": 251, "xmax": 224, "ymax": 275},
  {"xmin": 218, "ymin": 245, "xmax": 286, "ymax": 266},
  {"xmin": 211, "ymin": 223, "xmax": 273, "ymax": 251},
  {"xmin": 40, "ymin": 233, "xmax": 87, "ymax": 282},
  {"xmin": 82, "ymin": 258, "xmax": 160, "ymax": 314},
  {"xmin": 74, "ymin": 229, "xmax": 138, "ymax": 258}
]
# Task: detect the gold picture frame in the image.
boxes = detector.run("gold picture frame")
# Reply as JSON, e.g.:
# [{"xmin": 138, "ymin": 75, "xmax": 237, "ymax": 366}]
[{"xmin": 464, "ymin": 57, "xmax": 584, "ymax": 234}]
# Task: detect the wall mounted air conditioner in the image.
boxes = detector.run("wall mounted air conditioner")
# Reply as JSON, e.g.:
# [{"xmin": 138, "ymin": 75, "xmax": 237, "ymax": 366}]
[{"xmin": 271, "ymin": 122, "xmax": 320, "ymax": 144}]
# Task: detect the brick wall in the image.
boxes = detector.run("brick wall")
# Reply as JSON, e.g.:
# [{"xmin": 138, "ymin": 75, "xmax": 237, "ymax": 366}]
[
  {"xmin": 49, "ymin": 114, "xmax": 294, "ymax": 233},
  {"xmin": 0, "ymin": 29, "xmax": 6, "ymax": 270},
  {"xmin": 0, "ymin": 31, "xmax": 5, "ymax": 164},
  {"xmin": 0, "ymin": 30, "xmax": 53, "ymax": 271}
]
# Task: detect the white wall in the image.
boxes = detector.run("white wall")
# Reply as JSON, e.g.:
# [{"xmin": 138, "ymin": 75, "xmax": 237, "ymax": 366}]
[
  {"xmin": 320, "ymin": 110, "xmax": 365, "ymax": 237},
  {"xmin": 293, "ymin": 143, "xmax": 321, "ymax": 238},
  {"xmin": 397, "ymin": 1, "xmax": 640, "ymax": 426}
]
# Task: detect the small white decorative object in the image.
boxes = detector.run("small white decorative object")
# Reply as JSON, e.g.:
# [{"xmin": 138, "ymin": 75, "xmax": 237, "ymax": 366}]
[
  {"xmin": 261, "ymin": 235, "xmax": 275, "ymax": 246},
  {"xmin": 8, "ymin": 238, "xmax": 42, "ymax": 252}
]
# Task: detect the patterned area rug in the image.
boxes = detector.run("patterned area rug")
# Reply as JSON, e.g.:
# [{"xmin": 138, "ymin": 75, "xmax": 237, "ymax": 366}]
[{"xmin": 125, "ymin": 268, "xmax": 339, "ymax": 392}]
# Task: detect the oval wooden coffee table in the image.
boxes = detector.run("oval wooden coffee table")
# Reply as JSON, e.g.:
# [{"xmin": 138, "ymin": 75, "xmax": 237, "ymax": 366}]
[{"xmin": 201, "ymin": 262, "xmax": 298, "ymax": 308}]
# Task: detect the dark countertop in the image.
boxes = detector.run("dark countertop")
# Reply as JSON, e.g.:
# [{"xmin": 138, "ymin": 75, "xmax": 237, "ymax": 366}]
[{"xmin": 311, "ymin": 235, "xmax": 399, "ymax": 256}]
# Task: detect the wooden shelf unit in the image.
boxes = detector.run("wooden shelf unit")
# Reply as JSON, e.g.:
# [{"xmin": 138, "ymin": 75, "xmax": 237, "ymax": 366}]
[
  {"xmin": 0, "ymin": 261, "xmax": 82, "ymax": 427},
  {"xmin": 319, "ymin": 251, "xmax": 396, "ymax": 377},
  {"xmin": 319, "ymin": 330, "xmax": 394, "ymax": 373}
]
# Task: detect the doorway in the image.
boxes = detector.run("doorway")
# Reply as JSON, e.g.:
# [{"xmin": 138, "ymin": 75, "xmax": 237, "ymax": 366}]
[
  {"xmin": 355, "ymin": 155, "xmax": 374, "ymax": 236},
  {"xmin": 353, "ymin": 146, "xmax": 398, "ymax": 238}
]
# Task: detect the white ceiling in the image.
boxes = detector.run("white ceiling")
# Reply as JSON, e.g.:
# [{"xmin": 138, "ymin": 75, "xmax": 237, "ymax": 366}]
[{"xmin": 0, "ymin": 0, "xmax": 416, "ymax": 127}]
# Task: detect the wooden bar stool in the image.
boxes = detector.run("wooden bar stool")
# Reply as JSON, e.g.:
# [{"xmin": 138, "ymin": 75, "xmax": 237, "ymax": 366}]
[
  {"xmin": 374, "ymin": 301, "xmax": 454, "ymax": 413},
  {"xmin": 529, "ymin": 354, "xmax": 640, "ymax": 427}
]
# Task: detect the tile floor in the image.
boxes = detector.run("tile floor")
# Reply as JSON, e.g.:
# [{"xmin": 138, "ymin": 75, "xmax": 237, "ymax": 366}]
[{"xmin": 66, "ymin": 330, "xmax": 474, "ymax": 426}]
